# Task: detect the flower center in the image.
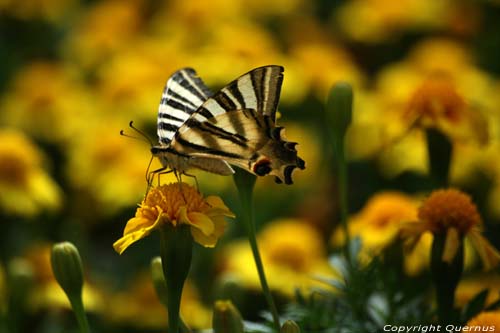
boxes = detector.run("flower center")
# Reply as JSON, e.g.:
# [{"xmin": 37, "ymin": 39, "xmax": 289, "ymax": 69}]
[
  {"xmin": 0, "ymin": 151, "xmax": 30, "ymax": 185},
  {"xmin": 405, "ymin": 76, "xmax": 466, "ymax": 125},
  {"xmin": 418, "ymin": 189, "xmax": 481, "ymax": 234},
  {"xmin": 144, "ymin": 183, "xmax": 207, "ymax": 221}
]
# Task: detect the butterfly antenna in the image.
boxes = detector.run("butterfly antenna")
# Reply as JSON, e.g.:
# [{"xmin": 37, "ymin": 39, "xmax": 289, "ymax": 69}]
[{"xmin": 128, "ymin": 121, "xmax": 155, "ymax": 147}]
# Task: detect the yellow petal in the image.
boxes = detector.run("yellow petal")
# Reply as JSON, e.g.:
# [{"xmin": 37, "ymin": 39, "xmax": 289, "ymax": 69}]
[
  {"xmin": 442, "ymin": 227, "xmax": 460, "ymax": 264},
  {"xmin": 188, "ymin": 212, "xmax": 215, "ymax": 236},
  {"xmin": 190, "ymin": 226, "xmax": 218, "ymax": 248},
  {"xmin": 113, "ymin": 228, "xmax": 153, "ymax": 254},
  {"xmin": 467, "ymin": 227, "xmax": 500, "ymax": 270},
  {"xmin": 123, "ymin": 217, "xmax": 154, "ymax": 235},
  {"xmin": 212, "ymin": 217, "xmax": 228, "ymax": 238},
  {"xmin": 205, "ymin": 196, "xmax": 235, "ymax": 218}
]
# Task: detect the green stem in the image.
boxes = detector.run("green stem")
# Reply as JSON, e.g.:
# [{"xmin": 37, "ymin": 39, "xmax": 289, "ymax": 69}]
[
  {"xmin": 159, "ymin": 225, "xmax": 193, "ymax": 333},
  {"xmin": 233, "ymin": 169, "xmax": 281, "ymax": 331},
  {"xmin": 431, "ymin": 233, "xmax": 463, "ymax": 324},
  {"xmin": 69, "ymin": 296, "xmax": 90, "ymax": 333},
  {"xmin": 334, "ymin": 139, "xmax": 350, "ymax": 258},
  {"xmin": 326, "ymin": 83, "xmax": 353, "ymax": 261}
]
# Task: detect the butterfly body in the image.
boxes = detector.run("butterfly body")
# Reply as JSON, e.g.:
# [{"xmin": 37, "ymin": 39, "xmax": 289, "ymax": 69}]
[{"xmin": 151, "ymin": 65, "xmax": 305, "ymax": 184}]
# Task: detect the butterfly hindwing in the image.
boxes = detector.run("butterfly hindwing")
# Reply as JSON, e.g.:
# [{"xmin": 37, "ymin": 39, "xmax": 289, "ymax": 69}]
[
  {"xmin": 172, "ymin": 108, "xmax": 304, "ymax": 184},
  {"xmin": 157, "ymin": 68, "xmax": 212, "ymax": 144}
]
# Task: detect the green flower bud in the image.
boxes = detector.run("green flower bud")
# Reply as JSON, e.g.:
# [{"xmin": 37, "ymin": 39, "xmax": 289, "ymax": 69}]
[
  {"xmin": 51, "ymin": 242, "xmax": 84, "ymax": 298},
  {"xmin": 281, "ymin": 320, "xmax": 301, "ymax": 333},
  {"xmin": 51, "ymin": 242, "xmax": 90, "ymax": 333},
  {"xmin": 212, "ymin": 300, "xmax": 244, "ymax": 333}
]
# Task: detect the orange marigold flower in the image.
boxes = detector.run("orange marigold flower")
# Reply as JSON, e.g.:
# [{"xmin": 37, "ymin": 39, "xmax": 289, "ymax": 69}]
[
  {"xmin": 401, "ymin": 188, "xmax": 500, "ymax": 270},
  {"xmin": 418, "ymin": 188, "xmax": 481, "ymax": 234},
  {"xmin": 113, "ymin": 183, "xmax": 234, "ymax": 254},
  {"xmin": 465, "ymin": 311, "xmax": 500, "ymax": 332}
]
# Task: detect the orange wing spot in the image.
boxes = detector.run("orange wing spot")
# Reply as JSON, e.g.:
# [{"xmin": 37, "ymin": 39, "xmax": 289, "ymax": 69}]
[{"xmin": 253, "ymin": 158, "xmax": 272, "ymax": 176}]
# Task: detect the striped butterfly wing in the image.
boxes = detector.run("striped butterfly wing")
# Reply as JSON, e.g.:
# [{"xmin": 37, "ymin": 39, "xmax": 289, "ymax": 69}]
[
  {"xmin": 171, "ymin": 65, "xmax": 305, "ymax": 184},
  {"xmin": 157, "ymin": 68, "xmax": 213, "ymax": 145}
]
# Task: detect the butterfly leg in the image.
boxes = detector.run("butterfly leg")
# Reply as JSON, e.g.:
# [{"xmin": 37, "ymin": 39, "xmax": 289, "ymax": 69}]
[
  {"xmin": 146, "ymin": 167, "xmax": 173, "ymax": 196},
  {"xmin": 181, "ymin": 171, "xmax": 200, "ymax": 192}
]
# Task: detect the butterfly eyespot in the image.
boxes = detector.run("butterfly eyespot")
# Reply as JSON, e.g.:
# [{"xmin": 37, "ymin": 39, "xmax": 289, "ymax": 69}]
[{"xmin": 253, "ymin": 159, "xmax": 272, "ymax": 176}]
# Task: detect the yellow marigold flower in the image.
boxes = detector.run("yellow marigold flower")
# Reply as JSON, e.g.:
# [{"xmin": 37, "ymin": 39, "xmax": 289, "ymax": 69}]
[
  {"xmin": 0, "ymin": 129, "xmax": 61, "ymax": 216},
  {"xmin": 465, "ymin": 311, "xmax": 500, "ymax": 332},
  {"xmin": 113, "ymin": 183, "xmax": 234, "ymax": 254},
  {"xmin": 401, "ymin": 189, "xmax": 500, "ymax": 270},
  {"xmin": 347, "ymin": 38, "xmax": 497, "ymax": 179},
  {"xmin": 220, "ymin": 219, "xmax": 336, "ymax": 296},
  {"xmin": 0, "ymin": 62, "xmax": 99, "ymax": 145},
  {"xmin": 108, "ymin": 272, "xmax": 211, "ymax": 329},
  {"xmin": 0, "ymin": 0, "xmax": 77, "ymax": 22},
  {"xmin": 331, "ymin": 191, "xmax": 428, "ymax": 273}
]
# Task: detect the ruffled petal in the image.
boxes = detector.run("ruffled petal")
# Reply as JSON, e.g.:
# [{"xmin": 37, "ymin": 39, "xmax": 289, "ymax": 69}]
[
  {"xmin": 188, "ymin": 212, "xmax": 215, "ymax": 236},
  {"xmin": 113, "ymin": 227, "xmax": 153, "ymax": 254},
  {"xmin": 205, "ymin": 196, "xmax": 235, "ymax": 218},
  {"xmin": 190, "ymin": 226, "xmax": 218, "ymax": 248}
]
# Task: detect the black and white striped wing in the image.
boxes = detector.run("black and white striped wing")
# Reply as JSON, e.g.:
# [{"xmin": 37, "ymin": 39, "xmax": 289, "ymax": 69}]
[
  {"xmin": 157, "ymin": 68, "xmax": 213, "ymax": 144},
  {"xmin": 193, "ymin": 65, "xmax": 284, "ymax": 122},
  {"xmin": 170, "ymin": 65, "xmax": 305, "ymax": 184}
]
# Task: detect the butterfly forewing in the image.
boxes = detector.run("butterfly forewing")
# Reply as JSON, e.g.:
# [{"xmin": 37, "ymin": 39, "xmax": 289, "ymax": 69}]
[{"xmin": 157, "ymin": 68, "xmax": 212, "ymax": 144}]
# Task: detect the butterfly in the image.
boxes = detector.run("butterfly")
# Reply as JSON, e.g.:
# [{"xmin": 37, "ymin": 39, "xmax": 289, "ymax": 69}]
[{"xmin": 149, "ymin": 65, "xmax": 305, "ymax": 185}]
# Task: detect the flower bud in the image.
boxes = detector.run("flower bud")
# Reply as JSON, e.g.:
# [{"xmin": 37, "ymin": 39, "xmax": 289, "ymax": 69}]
[
  {"xmin": 51, "ymin": 242, "xmax": 84, "ymax": 298},
  {"xmin": 212, "ymin": 300, "xmax": 244, "ymax": 333},
  {"xmin": 281, "ymin": 320, "xmax": 301, "ymax": 333}
]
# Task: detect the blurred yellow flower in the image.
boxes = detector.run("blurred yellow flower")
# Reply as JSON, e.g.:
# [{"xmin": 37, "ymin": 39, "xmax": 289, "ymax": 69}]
[
  {"xmin": 108, "ymin": 272, "xmax": 211, "ymax": 329},
  {"xmin": 456, "ymin": 275, "xmax": 500, "ymax": 308},
  {"xmin": 220, "ymin": 219, "xmax": 335, "ymax": 296},
  {"xmin": 62, "ymin": 0, "xmax": 143, "ymax": 69},
  {"xmin": 65, "ymin": 117, "xmax": 168, "ymax": 215},
  {"xmin": 401, "ymin": 189, "xmax": 500, "ymax": 270},
  {"xmin": 465, "ymin": 311, "xmax": 500, "ymax": 332},
  {"xmin": 348, "ymin": 38, "xmax": 498, "ymax": 178},
  {"xmin": 336, "ymin": 0, "xmax": 477, "ymax": 43},
  {"xmin": 113, "ymin": 183, "xmax": 234, "ymax": 254},
  {"xmin": 0, "ymin": 129, "xmax": 61, "ymax": 216},
  {"xmin": 0, "ymin": 62, "xmax": 96, "ymax": 144},
  {"xmin": 331, "ymin": 191, "xmax": 424, "ymax": 271},
  {"xmin": 0, "ymin": 0, "xmax": 77, "ymax": 22},
  {"xmin": 289, "ymin": 41, "xmax": 365, "ymax": 100}
]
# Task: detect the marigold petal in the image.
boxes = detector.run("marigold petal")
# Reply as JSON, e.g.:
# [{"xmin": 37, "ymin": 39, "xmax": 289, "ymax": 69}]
[
  {"xmin": 113, "ymin": 228, "xmax": 153, "ymax": 254},
  {"xmin": 467, "ymin": 227, "xmax": 500, "ymax": 271},
  {"xmin": 205, "ymin": 196, "xmax": 235, "ymax": 217},
  {"xmin": 190, "ymin": 226, "xmax": 218, "ymax": 248},
  {"xmin": 442, "ymin": 227, "xmax": 460, "ymax": 264},
  {"xmin": 187, "ymin": 212, "xmax": 215, "ymax": 236},
  {"xmin": 123, "ymin": 216, "xmax": 155, "ymax": 235}
]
